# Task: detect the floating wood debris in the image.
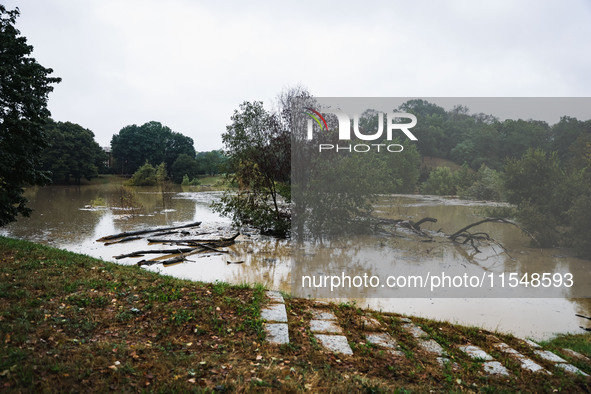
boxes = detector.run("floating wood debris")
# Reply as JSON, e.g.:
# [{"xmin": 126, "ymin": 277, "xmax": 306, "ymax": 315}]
[
  {"xmin": 96, "ymin": 221, "xmax": 202, "ymax": 242},
  {"xmin": 96, "ymin": 221, "xmax": 240, "ymax": 267},
  {"xmin": 113, "ymin": 248, "xmax": 195, "ymax": 259}
]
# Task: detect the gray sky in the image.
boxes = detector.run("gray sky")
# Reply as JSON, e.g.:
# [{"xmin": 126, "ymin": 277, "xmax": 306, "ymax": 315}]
[{"xmin": 5, "ymin": 0, "xmax": 591, "ymax": 151}]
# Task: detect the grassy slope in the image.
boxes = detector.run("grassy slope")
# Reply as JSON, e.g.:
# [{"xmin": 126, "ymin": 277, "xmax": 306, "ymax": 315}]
[{"xmin": 0, "ymin": 237, "xmax": 589, "ymax": 392}]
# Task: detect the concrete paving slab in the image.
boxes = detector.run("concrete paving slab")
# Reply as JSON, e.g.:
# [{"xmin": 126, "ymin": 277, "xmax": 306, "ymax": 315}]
[
  {"xmin": 419, "ymin": 339, "xmax": 445, "ymax": 355},
  {"xmin": 403, "ymin": 323, "xmax": 428, "ymax": 338},
  {"xmin": 535, "ymin": 350, "xmax": 567, "ymax": 363},
  {"xmin": 261, "ymin": 303, "xmax": 287, "ymax": 323},
  {"xmin": 524, "ymin": 339, "xmax": 541, "ymax": 348},
  {"xmin": 310, "ymin": 310, "xmax": 337, "ymax": 320},
  {"xmin": 310, "ymin": 319, "xmax": 343, "ymax": 334},
  {"xmin": 315, "ymin": 334, "xmax": 353, "ymax": 355},
  {"xmin": 265, "ymin": 290, "xmax": 284, "ymax": 303},
  {"xmin": 265, "ymin": 323, "xmax": 289, "ymax": 345},
  {"xmin": 360, "ymin": 316, "xmax": 381, "ymax": 329},
  {"xmin": 494, "ymin": 343, "xmax": 547, "ymax": 373},
  {"xmin": 483, "ymin": 361, "xmax": 510, "ymax": 376},
  {"xmin": 459, "ymin": 345, "xmax": 494, "ymax": 361},
  {"xmin": 365, "ymin": 332, "xmax": 398, "ymax": 349},
  {"xmin": 555, "ymin": 363, "xmax": 589, "ymax": 377}
]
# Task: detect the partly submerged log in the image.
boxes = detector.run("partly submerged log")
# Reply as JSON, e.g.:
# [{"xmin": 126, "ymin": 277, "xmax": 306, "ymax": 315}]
[
  {"xmin": 97, "ymin": 221, "xmax": 202, "ymax": 242},
  {"xmin": 576, "ymin": 313, "xmax": 591, "ymax": 320},
  {"xmin": 104, "ymin": 236, "xmax": 142, "ymax": 246},
  {"xmin": 147, "ymin": 233, "xmax": 240, "ymax": 245},
  {"xmin": 137, "ymin": 246, "xmax": 216, "ymax": 267},
  {"xmin": 114, "ymin": 248, "xmax": 195, "ymax": 259}
]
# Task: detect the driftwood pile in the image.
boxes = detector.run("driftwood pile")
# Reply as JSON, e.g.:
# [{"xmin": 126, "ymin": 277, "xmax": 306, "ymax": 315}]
[{"xmin": 96, "ymin": 221, "xmax": 240, "ymax": 267}]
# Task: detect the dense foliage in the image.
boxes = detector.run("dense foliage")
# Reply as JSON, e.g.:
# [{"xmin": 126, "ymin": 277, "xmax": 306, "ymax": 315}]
[
  {"xmin": 195, "ymin": 150, "xmax": 227, "ymax": 176},
  {"xmin": 110, "ymin": 121, "xmax": 195, "ymax": 176},
  {"xmin": 0, "ymin": 6, "xmax": 61, "ymax": 225},
  {"xmin": 171, "ymin": 153, "xmax": 200, "ymax": 184},
  {"xmin": 39, "ymin": 120, "xmax": 106, "ymax": 184}
]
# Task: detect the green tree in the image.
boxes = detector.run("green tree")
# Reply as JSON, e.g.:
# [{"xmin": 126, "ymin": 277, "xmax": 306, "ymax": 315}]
[
  {"xmin": 398, "ymin": 99, "xmax": 448, "ymax": 158},
  {"xmin": 171, "ymin": 153, "xmax": 199, "ymax": 184},
  {"xmin": 551, "ymin": 116, "xmax": 588, "ymax": 161},
  {"xmin": 129, "ymin": 161, "xmax": 157, "ymax": 186},
  {"xmin": 420, "ymin": 167, "xmax": 457, "ymax": 195},
  {"xmin": 110, "ymin": 121, "xmax": 195, "ymax": 174},
  {"xmin": 504, "ymin": 148, "xmax": 565, "ymax": 247},
  {"xmin": 459, "ymin": 164, "xmax": 503, "ymax": 201},
  {"xmin": 195, "ymin": 150, "xmax": 227, "ymax": 175},
  {"xmin": 39, "ymin": 120, "xmax": 106, "ymax": 184},
  {"xmin": 0, "ymin": 6, "xmax": 61, "ymax": 225},
  {"xmin": 213, "ymin": 101, "xmax": 290, "ymax": 236},
  {"xmin": 497, "ymin": 119, "xmax": 551, "ymax": 159}
]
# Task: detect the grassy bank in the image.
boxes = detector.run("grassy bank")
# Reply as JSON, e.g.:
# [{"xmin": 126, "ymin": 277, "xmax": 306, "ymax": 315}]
[{"xmin": 0, "ymin": 237, "xmax": 589, "ymax": 392}]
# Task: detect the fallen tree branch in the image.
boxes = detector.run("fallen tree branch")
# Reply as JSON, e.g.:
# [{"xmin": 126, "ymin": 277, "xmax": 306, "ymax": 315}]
[
  {"xmin": 375, "ymin": 217, "xmax": 437, "ymax": 238},
  {"xmin": 104, "ymin": 236, "xmax": 142, "ymax": 245},
  {"xmin": 97, "ymin": 221, "xmax": 202, "ymax": 242},
  {"xmin": 147, "ymin": 233, "xmax": 240, "ymax": 245},
  {"xmin": 449, "ymin": 217, "xmax": 536, "ymax": 244},
  {"xmin": 138, "ymin": 247, "xmax": 206, "ymax": 267}
]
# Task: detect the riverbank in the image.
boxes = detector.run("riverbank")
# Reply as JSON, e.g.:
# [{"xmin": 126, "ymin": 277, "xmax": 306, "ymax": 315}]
[{"xmin": 0, "ymin": 237, "xmax": 589, "ymax": 392}]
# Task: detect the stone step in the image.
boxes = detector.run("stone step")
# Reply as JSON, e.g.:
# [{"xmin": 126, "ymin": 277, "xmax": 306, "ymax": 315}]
[
  {"xmin": 309, "ymin": 308, "xmax": 353, "ymax": 355},
  {"xmin": 494, "ymin": 342, "xmax": 548, "ymax": 374},
  {"xmin": 315, "ymin": 334, "xmax": 354, "ymax": 355},
  {"xmin": 364, "ymin": 332, "xmax": 404, "ymax": 357},
  {"xmin": 262, "ymin": 290, "xmax": 290, "ymax": 345},
  {"xmin": 458, "ymin": 345, "xmax": 510, "ymax": 377},
  {"xmin": 261, "ymin": 303, "xmax": 287, "ymax": 323}
]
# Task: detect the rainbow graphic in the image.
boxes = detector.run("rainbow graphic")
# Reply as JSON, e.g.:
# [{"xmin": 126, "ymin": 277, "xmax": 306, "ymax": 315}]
[{"xmin": 304, "ymin": 107, "xmax": 329, "ymax": 131}]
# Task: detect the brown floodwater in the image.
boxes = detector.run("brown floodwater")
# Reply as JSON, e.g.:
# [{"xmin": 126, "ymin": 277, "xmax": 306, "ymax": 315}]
[{"xmin": 1, "ymin": 184, "xmax": 589, "ymax": 339}]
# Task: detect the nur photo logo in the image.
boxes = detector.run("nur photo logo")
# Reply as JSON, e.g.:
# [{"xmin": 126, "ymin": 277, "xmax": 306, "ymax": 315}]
[{"xmin": 303, "ymin": 107, "xmax": 418, "ymax": 153}]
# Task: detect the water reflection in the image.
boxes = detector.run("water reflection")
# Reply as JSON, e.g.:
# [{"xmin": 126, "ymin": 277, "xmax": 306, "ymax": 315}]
[{"xmin": 1, "ymin": 186, "xmax": 589, "ymax": 339}]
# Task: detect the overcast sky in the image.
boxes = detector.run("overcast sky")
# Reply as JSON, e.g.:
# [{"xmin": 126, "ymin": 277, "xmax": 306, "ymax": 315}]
[{"xmin": 5, "ymin": 0, "xmax": 591, "ymax": 150}]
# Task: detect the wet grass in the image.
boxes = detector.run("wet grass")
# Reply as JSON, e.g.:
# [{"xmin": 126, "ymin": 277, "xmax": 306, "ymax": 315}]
[{"xmin": 0, "ymin": 236, "xmax": 589, "ymax": 392}]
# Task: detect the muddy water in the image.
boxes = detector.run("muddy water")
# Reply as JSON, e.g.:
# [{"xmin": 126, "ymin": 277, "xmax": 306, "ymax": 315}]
[{"xmin": 1, "ymin": 184, "xmax": 589, "ymax": 339}]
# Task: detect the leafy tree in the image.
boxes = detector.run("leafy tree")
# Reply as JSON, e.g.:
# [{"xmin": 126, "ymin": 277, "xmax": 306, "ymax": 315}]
[
  {"xmin": 171, "ymin": 153, "xmax": 199, "ymax": 184},
  {"xmin": 504, "ymin": 148, "xmax": 562, "ymax": 212},
  {"xmin": 398, "ymin": 99, "xmax": 448, "ymax": 158},
  {"xmin": 551, "ymin": 116, "xmax": 588, "ymax": 161},
  {"xmin": 504, "ymin": 149, "xmax": 567, "ymax": 247},
  {"xmin": 213, "ymin": 101, "xmax": 290, "ymax": 236},
  {"xmin": 39, "ymin": 120, "xmax": 106, "ymax": 184},
  {"xmin": 128, "ymin": 161, "xmax": 157, "ymax": 186},
  {"xmin": 420, "ymin": 167, "xmax": 457, "ymax": 195},
  {"xmin": 497, "ymin": 119, "xmax": 551, "ymax": 159},
  {"xmin": 459, "ymin": 164, "xmax": 503, "ymax": 201},
  {"xmin": 0, "ymin": 6, "xmax": 61, "ymax": 225},
  {"xmin": 110, "ymin": 121, "xmax": 195, "ymax": 174},
  {"xmin": 195, "ymin": 150, "xmax": 227, "ymax": 175}
]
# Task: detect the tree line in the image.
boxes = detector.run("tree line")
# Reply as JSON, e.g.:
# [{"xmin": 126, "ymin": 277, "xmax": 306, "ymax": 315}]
[{"xmin": 37, "ymin": 119, "xmax": 227, "ymax": 186}]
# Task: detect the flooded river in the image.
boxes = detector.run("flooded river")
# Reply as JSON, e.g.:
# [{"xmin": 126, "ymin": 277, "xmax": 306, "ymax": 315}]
[{"xmin": 1, "ymin": 181, "xmax": 589, "ymax": 340}]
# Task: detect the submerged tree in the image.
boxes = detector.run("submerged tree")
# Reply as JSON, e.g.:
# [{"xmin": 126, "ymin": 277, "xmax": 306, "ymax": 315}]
[
  {"xmin": 213, "ymin": 101, "xmax": 290, "ymax": 236},
  {"xmin": 0, "ymin": 6, "xmax": 61, "ymax": 225}
]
